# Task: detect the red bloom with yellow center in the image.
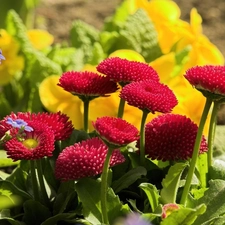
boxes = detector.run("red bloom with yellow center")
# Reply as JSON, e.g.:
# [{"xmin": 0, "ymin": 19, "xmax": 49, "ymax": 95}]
[
  {"xmin": 4, "ymin": 121, "xmax": 55, "ymax": 161},
  {"xmin": 55, "ymin": 137, "xmax": 125, "ymax": 181},
  {"xmin": 96, "ymin": 57, "xmax": 159, "ymax": 84},
  {"xmin": 0, "ymin": 112, "xmax": 73, "ymax": 141},
  {"xmin": 184, "ymin": 65, "xmax": 225, "ymax": 97},
  {"xmin": 93, "ymin": 116, "xmax": 139, "ymax": 146},
  {"xmin": 58, "ymin": 71, "xmax": 118, "ymax": 98},
  {"xmin": 145, "ymin": 114, "xmax": 208, "ymax": 161},
  {"xmin": 120, "ymin": 80, "xmax": 178, "ymax": 113}
]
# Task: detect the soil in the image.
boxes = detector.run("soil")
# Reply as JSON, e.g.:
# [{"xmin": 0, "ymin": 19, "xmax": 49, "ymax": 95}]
[{"xmin": 35, "ymin": 0, "xmax": 225, "ymax": 56}]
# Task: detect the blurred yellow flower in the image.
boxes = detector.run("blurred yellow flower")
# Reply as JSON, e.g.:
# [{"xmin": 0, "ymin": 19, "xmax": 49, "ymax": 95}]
[
  {"xmin": 128, "ymin": 0, "xmax": 224, "ymax": 66},
  {"xmin": 0, "ymin": 29, "xmax": 24, "ymax": 85},
  {"xmin": 27, "ymin": 29, "xmax": 54, "ymax": 50}
]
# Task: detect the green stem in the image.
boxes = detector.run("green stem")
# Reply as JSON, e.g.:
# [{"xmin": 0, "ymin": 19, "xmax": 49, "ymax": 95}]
[
  {"xmin": 140, "ymin": 110, "xmax": 149, "ymax": 166},
  {"xmin": 180, "ymin": 98, "xmax": 212, "ymax": 206},
  {"xmin": 30, "ymin": 160, "xmax": 40, "ymax": 201},
  {"xmin": 83, "ymin": 100, "xmax": 90, "ymax": 133},
  {"xmin": 117, "ymin": 98, "xmax": 126, "ymax": 118},
  {"xmin": 100, "ymin": 147, "xmax": 113, "ymax": 225},
  {"xmin": 36, "ymin": 159, "xmax": 50, "ymax": 207},
  {"xmin": 207, "ymin": 101, "xmax": 220, "ymax": 168}
]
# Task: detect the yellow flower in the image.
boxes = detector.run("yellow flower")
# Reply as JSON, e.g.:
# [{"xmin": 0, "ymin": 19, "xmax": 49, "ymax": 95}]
[
  {"xmin": 27, "ymin": 29, "xmax": 54, "ymax": 50},
  {"xmin": 127, "ymin": 0, "xmax": 224, "ymax": 66},
  {"xmin": 0, "ymin": 29, "xmax": 24, "ymax": 85}
]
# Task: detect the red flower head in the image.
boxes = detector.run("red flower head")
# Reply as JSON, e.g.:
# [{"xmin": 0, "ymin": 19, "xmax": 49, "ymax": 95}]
[
  {"xmin": 162, "ymin": 203, "xmax": 180, "ymax": 219},
  {"xmin": 93, "ymin": 116, "xmax": 139, "ymax": 147},
  {"xmin": 120, "ymin": 80, "xmax": 178, "ymax": 113},
  {"xmin": 184, "ymin": 65, "xmax": 225, "ymax": 100},
  {"xmin": 144, "ymin": 114, "xmax": 208, "ymax": 161},
  {"xmin": 96, "ymin": 57, "xmax": 159, "ymax": 85},
  {"xmin": 4, "ymin": 121, "xmax": 55, "ymax": 161},
  {"xmin": 55, "ymin": 137, "xmax": 125, "ymax": 181},
  {"xmin": 0, "ymin": 112, "xmax": 73, "ymax": 141},
  {"xmin": 58, "ymin": 71, "xmax": 118, "ymax": 100}
]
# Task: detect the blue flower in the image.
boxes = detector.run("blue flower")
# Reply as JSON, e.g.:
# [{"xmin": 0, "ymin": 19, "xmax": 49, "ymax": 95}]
[
  {"xmin": 0, "ymin": 49, "xmax": 5, "ymax": 64},
  {"xmin": 6, "ymin": 118, "xmax": 33, "ymax": 132}
]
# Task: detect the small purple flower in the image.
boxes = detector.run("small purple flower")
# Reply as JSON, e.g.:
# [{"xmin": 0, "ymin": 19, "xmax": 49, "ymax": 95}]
[
  {"xmin": 118, "ymin": 213, "xmax": 153, "ymax": 225},
  {"xmin": 6, "ymin": 118, "xmax": 33, "ymax": 132},
  {"xmin": 0, "ymin": 49, "xmax": 5, "ymax": 64}
]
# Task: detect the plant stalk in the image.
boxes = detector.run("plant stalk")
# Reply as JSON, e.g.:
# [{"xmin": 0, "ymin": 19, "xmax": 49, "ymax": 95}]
[
  {"xmin": 83, "ymin": 100, "xmax": 90, "ymax": 133},
  {"xmin": 117, "ymin": 98, "xmax": 126, "ymax": 118},
  {"xmin": 100, "ymin": 147, "xmax": 113, "ymax": 225},
  {"xmin": 180, "ymin": 98, "xmax": 212, "ymax": 206},
  {"xmin": 30, "ymin": 160, "xmax": 40, "ymax": 201},
  {"xmin": 140, "ymin": 110, "xmax": 149, "ymax": 166}
]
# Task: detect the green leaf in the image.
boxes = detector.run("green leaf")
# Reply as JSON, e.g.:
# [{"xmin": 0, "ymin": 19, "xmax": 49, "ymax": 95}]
[
  {"xmin": 0, "ymin": 180, "xmax": 30, "ymax": 200},
  {"xmin": 0, "ymin": 218, "xmax": 25, "ymax": 225},
  {"xmin": 196, "ymin": 152, "xmax": 208, "ymax": 188},
  {"xmin": 213, "ymin": 125, "xmax": 225, "ymax": 160},
  {"xmin": 6, "ymin": 160, "xmax": 30, "ymax": 193},
  {"xmin": 161, "ymin": 204, "xmax": 206, "ymax": 225},
  {"xmin": 139, "ymin": 183, "xmax": 160, "ymax": 212},
  {"xmin": 47, "ymin": 46, "xmax": 78, "ymax": 71},
  {"xmin": 0, "ymin": 150, "xmax": 19, "ymax": 168},
  {"xmin": 75, "ymin": 178, "xmax": 125, "ymax": 225},
  {"xmin": 70, "ymin": 20, "xmax": 100, "ymax": 63},
  {"xmin": 160, "ymin": 162, "xmax": 188, "ymax": 204},
  {"xmin": 193, "ymin": 179, "xmax": 225, "ymax": 225},
  {"xmin": 118, "ymin": 9, "xmax": 162, "ymax": 62},
  {"xmin": 23, "ymin": 200, "xmax": 51, "ymax": 225},
  {"xmin": 208, "ymin": 159, "xmax": 225, "ymax": 180},
  {"xmin": 112, "ymin": 166, "xmax": 147, "ymax": 194},
  {"xmin": 40, "ymin": 213, "xmax": 77, "ymax": 225}
]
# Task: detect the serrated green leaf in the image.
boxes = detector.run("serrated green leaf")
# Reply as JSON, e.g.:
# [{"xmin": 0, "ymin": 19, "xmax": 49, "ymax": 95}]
[
  {"xmin": 160, "ymin": 162, "xmax": 188, "ymax": 204},
  {"xmin": 139, "ymin": 183, "xmax": 160, "ymax": 212},
  {"xmin": 6, "ymin": 10, "xmax": 62, "ymax": 84},
  {"xmin": 87, "ymin": 42, "xmax": 105, "ymax": 65},
  {"xmin": 40, "ymin": 213, "xmax": 78, "ymax": 225},
  {"xmin": 161, "ymin": 204, "xmax": 206, "ymax": 225},
  {"xmin": 112, "ymin": 166, "xmax": 147, "ymax": 194},
  {"xmin": 119, "ymin": 9, "xmax": 162, "ymax": 62},
  {"xmin": 193, "ymin": 179, "xmax": 225, "ymax": 225},
  {"xmin": 70, "ymin": 20, "xmax": 100, "ymax": 64},
  {"xmin": 47, "ymin": 46, "xmax": 78, "ymax": 71}
]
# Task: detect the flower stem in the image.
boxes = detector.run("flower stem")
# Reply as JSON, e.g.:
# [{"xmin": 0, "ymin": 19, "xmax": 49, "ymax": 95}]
[
  {"xmin": 101, "ymin": 147, "xmax": 113, "ymax": 225},
  {"xmin": 83, "ymin": 100, "xmax": 90, "ymax": 133},
  {"xmin": 180, "ymin": 98, "xmax": 212, "ymax": 206},
  {"xmin": 36, "ymin": 159, "xmax": 51, "ymax": 208},
  {"xmin": 140, "ymin": 110, "xmax": 149, "ymax": 166},
  {"xmin": 207, "ymin": 101, "xmax": 220, "ymax": 168},
  {"xmin": 117, "ymin": 98, "xmax": 126, "ymax": 118},
  {"xmin": 30, "ymin": 160, "xmax": 40, "ymax": 201}
]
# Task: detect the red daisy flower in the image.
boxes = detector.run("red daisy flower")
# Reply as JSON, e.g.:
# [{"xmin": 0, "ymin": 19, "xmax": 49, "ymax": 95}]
[
  {"xmin": 0, "ymin": 112, "xmax": 73, "ymax": 141},
  {"xmin": 58, "ymin": 71, "xmax": 118, "ymax": 99},
  {"xmin": 144, "ymin": 114, "xmax": 208, "ymax": 161},
  {"xmin": 4, "ymin": 121, "xmax": 55, "ymax": 161},
  {"xmin": 93, "ymin": 116, "xmax": 139, "ymax": 147},
  {"xmin": 55, "ymin": 137, "xmax": 125, "ymax": 181},
  {"xmin": 120, "ymin": 80, "xmax": 178, "ymax": 113},
  {"xmin": 184, "ymin": 65, "xmax": 225, "ymax": 98},
  {"xmin": 96, "ymin": 57, "xmax": 159, "ymax": 84}
]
